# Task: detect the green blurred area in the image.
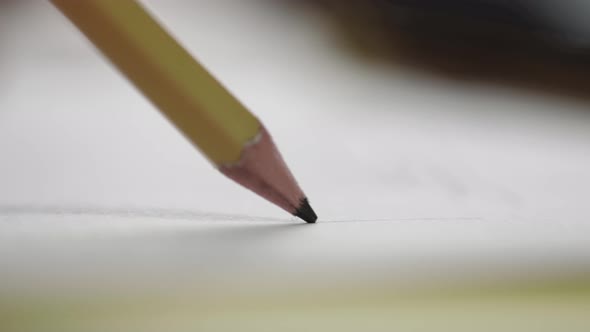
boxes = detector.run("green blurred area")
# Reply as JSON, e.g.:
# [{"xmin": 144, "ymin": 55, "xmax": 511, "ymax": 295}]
[{"xmin": 2, "ymin": 278, "xmax": 590, "ymax": 332}]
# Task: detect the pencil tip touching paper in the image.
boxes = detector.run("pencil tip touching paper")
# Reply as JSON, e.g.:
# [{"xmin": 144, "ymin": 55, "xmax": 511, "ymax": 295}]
[{"xmin": 295, "ymin": 198, "xmax": 318, "ymax": 223}]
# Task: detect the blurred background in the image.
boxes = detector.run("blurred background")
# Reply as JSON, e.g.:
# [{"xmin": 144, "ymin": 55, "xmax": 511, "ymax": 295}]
[{"xmin": 1, "ymin": 1, "xmax": 590, "ymax": 331}]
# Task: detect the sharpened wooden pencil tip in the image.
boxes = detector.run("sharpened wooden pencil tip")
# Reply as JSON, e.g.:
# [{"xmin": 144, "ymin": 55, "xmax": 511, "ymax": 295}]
[
  {"xmin": 219, "ymin": 125, "xmax": 315, "ymax": 221},
  {"xmin": 295, "ymin": 198, "xmax": 317, "ymax": 223}
]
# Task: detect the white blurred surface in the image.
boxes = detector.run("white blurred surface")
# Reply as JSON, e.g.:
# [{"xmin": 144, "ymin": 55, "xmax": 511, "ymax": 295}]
[{"xmin": 1, "ymin": 0, "xmax": 590, "ymax": 294}]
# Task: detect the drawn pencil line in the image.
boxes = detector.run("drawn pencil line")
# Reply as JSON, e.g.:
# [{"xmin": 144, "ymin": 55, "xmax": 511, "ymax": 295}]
[
  {"xmin": 320, "ymin": 217, "xmax": 485, "ymax": 223},
  {"xmin": 0, "ymin": 205, "xmax": 484, "ymax": 223}
]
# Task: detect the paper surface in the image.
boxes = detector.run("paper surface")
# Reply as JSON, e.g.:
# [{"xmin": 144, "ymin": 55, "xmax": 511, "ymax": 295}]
[{"xmin": 1, "ymin": 0, "xmax": 590, "ymax": 296}]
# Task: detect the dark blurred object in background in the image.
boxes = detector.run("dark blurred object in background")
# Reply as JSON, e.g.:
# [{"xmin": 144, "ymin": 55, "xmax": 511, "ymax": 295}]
[
  {"xmin": 289, "ymin": 0, "xmax": 590, "ymax": 104},
  {"xmin": 376, "ymin": 0, "xmax": 590, "ymax": 56}
]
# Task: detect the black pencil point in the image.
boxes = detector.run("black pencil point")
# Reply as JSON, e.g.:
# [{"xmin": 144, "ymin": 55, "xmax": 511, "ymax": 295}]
[{"xmin": 295, "ymin": 198, "xmax": 317, "ymax": 223}]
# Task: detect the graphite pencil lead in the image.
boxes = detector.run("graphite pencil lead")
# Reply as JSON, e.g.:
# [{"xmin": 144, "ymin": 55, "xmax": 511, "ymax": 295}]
[{"xmin": 295, "ymin": 198, "xmax": 317, "ymax": 223}]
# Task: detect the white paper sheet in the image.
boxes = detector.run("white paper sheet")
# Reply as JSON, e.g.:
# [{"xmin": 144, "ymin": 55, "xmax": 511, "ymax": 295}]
[{"xmin": 1, "ymin": 0, "xmax": 590, "ymax": 295}]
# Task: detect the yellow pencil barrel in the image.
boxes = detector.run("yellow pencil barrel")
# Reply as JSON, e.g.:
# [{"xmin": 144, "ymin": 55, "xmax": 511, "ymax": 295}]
[{"xmin": 51, "ymin": 0, "xmax": 260, "ymax": 165}]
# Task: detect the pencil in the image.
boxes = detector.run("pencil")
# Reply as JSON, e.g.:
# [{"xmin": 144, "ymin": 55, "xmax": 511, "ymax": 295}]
[{"xmin": 50, "ymin": 0, "xmax": 317, "ymax": 223}]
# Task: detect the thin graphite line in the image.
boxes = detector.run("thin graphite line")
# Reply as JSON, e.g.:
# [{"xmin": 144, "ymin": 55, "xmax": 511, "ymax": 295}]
[
  {"xmin": 0, "ymin": 205, "xmax": 484, "ymax": 224},
  {"xmin": 319, "ymin": 217, "xmax": 485, "ymax": 223}
]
